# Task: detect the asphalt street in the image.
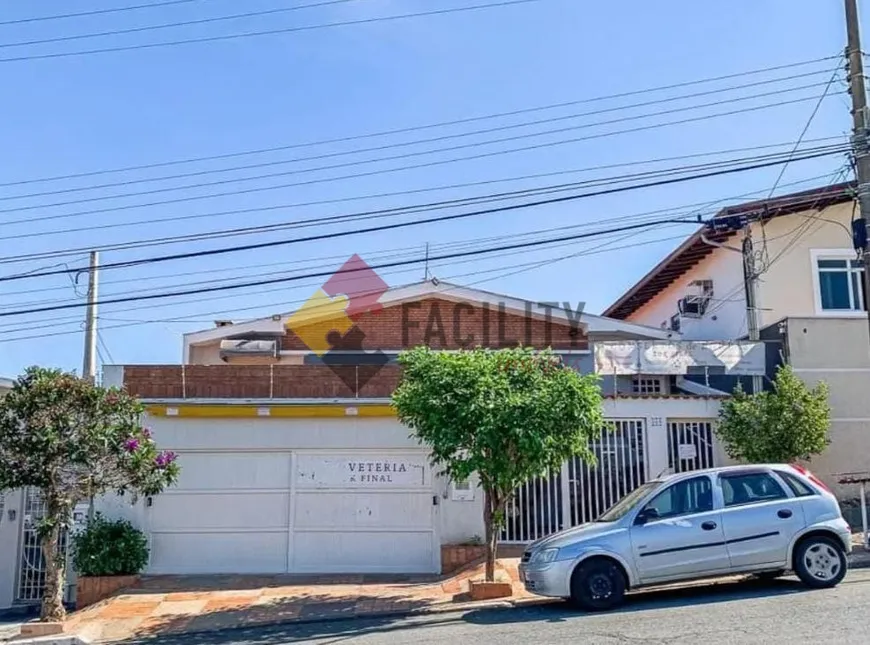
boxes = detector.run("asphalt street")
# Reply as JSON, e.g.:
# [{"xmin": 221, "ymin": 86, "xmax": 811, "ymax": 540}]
[{"xmin": 129, "ymin": 569, "xmax": 870, "ymax": 645}]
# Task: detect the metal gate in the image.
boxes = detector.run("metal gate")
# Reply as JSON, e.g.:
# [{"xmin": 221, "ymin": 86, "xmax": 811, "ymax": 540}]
[
  {"xmin": 567, "ymin": 419, "xmax": 647, "ymax": 526},
  {"xmin": 15, "ymin": 489, "xmax": 71, "ymax": 604},
  {"xmin": 500, "ymin": 419, "xmax": 647, "ymax": 543},
  {"xmin": 667, "ymin": 420, "xmax": 715, "ymax": 474}
]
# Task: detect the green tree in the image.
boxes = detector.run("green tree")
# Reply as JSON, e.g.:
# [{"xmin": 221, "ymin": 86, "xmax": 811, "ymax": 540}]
[
  {"xmin": 393, "ymin": 347, "xmax": 605, "ymax": 581},
  {"xmin": 715, "ymin": 365, "xmax": 831, "ymax": 464},
  {"xmin": 0, "ymin": 367, "xmax": 180, "ymax": 622}
]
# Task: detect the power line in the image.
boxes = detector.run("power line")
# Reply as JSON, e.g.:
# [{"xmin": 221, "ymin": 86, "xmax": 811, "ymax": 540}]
[
  {"xmin": 0, "ymin": 0, "xmax": 545, "ymax": 63},
  {"xmin": 0, "ymin": 167, "xmax": 837, "ymax": 303},
  {"xmin": 0, "ymin": 55, "xmax": 838, "ymax": 188},
  {"xmin": 759, "ymin": 66, "xmax": 843, "ymax": 269},
  {"xmin": 0, "ymin": 146, "xmax": 848, "ymax": 265},
  {"xmin": 0, "ymin": 147, "xmax": 848, "ymax": 279},
  {"xmin": 0, "ymin": 70, "xmax": 837, "ymax": 205},
  {"xmin": 2, "ymin": 1, "xmax": 359, "ymax": 47},
  {"xmin": 0, "ymin": 93, "xmax": 845, "ymax": 230},
  {"xmin": 0, "ymin": 82, "xmax": 840, "ymax": 219},
  {"xmin": 0, "ymin": 0, "xmax": 210, "ymax": 26},
  {"xmin": 0, "ymin": 229, "xmax": 691, "ymax": 341},
  {"xmin": 1, "ymin": 138, "xmax": 847, "ymax": 242},
  {"xmin": 0, "ymin": 217, "xmax": 704, "ymax": 317},
  {"xmin": 0, "ymin": 225, "xmax": 669, "ymax": 328}
]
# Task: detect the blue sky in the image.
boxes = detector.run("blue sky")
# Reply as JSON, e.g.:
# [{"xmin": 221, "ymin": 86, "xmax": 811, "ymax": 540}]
[{"xmin": 0, "ymin": 0, "xmax": 859, "ymax": 375}]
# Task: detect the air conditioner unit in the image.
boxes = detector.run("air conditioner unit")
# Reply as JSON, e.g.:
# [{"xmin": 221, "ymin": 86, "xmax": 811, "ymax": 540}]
[
  {"xmin": 219, "ymin": 339, "xmax": 279, "ymax": 361},
  {"xmin": 678, "ymin": 279, "xmax": 714, "ymax": 318}
]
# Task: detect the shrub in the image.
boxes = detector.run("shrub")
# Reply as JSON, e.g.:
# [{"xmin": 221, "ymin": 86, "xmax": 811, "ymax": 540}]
[{"xmin": 73, "ymin": 513, "xmax": 149, "ymax": 577}]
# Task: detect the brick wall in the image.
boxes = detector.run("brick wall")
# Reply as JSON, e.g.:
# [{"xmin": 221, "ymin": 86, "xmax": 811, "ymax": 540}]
[
  {"xmin": 441, "ymin": 545, "xmax": 487, "ymax": 575},
  {"xmin": 125, "ymin": 297, "xmax": 586, "ymax": 400},
  {"xmin": 282, "ymin": 298, "xmax": 587, "ymax": 351},
  {"xmin": 124, "ymin": 364, "xmax": 402, "ymax": 399}
]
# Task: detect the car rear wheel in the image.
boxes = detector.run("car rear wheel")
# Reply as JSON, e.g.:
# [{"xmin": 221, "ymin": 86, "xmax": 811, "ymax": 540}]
[
  {"xmin": 570, "ymin": 558, "xmax": 626, "ymax": 611},
  {"xmin": 794, "ymin": 536, "xmax": 847, "ymax": 589}
]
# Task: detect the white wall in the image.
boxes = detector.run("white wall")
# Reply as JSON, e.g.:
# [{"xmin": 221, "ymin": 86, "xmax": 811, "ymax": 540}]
[
  {"xmin": 627, "ymin": 244, "xmax": 747, "ymax": 340},
  {"xmin": 96, "ymin": 399, "xmax": 722, "ymax": 551},
  {"xmin": 751, "ymin": 203, "xmax": 857, "ymax": 327},
  {"xmin": 0, "ymin": 489, "xmax": 23, "ymax": 610}
]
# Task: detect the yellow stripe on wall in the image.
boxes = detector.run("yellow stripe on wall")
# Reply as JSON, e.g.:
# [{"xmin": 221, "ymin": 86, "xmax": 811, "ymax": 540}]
[{"xmin": 145, "ymin": 404, "xmax": 397, "ymax": 418}]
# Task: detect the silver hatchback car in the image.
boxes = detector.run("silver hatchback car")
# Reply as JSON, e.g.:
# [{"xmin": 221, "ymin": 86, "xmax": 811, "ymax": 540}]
[{"xmin": 519, "ymin": 464, "xmax": 852, "ymax": 611}]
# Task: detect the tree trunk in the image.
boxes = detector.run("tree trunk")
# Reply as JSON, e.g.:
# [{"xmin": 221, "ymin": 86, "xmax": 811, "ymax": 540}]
[
  {"xmin": 40, "ymin": 522, "xmax": 66, "ymax": 622},
  {"xmin": 483, "ymin": 488, "xmax": 499, "ymax": 582}
]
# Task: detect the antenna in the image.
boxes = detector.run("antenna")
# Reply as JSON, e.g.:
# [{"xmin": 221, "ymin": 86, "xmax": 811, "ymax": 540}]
[{"xmin": 424, "ymin": 242, "xmax": 430, "ymax": 281}]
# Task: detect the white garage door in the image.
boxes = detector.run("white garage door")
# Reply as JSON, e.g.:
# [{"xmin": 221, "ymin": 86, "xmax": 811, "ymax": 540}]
[
  {"xmin": 148, "ymin": 452, "xmax": 292, "ymax": 574},
  {"xmin": 147, "ymin": 451, "xmax": 437, "ymax": 575},
  {"xmin": 293, "ymin": 453, "xmax": 438, "ymax": 574}
]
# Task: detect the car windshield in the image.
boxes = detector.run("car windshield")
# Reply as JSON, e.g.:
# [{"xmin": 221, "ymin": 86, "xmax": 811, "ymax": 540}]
[{"xmin": 596, "ymin": 481, "xmax": 663, "ymax": 522}]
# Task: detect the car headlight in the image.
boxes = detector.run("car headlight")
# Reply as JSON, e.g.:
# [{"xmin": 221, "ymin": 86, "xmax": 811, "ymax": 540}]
[{"xmin": 529, "ymin": 548, "xmax": 559, "ymax": 565}]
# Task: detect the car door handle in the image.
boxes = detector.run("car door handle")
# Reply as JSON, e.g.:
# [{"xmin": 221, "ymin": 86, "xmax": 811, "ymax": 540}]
[
  {"xmin": 777, "ymin": 509, "xmax": 793, "ymax": 519},
  {"xmin": 701, "ymin": 521, "xmax": 717, "ymax": 531}
]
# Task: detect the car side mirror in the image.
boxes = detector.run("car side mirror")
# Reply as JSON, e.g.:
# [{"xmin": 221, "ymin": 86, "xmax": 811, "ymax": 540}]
[{"xmin": 634, "ymin": 507, "xmax": 659, "ymax": 526}]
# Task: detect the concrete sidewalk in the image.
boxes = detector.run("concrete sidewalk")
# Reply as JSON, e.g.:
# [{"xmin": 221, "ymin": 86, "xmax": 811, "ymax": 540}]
[{"xmin": 61, "ymin": 559, "xmax": 529, "ymax": 643}]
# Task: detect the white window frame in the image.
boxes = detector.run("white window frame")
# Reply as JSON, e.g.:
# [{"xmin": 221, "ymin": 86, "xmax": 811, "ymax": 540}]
[
  {"xmin": 810, "ymin": 248, "xmax": 866, "ymax": 317},
  {"xmin": 633, "ymin": 376, "xmax": 666, "ymax": 394}
]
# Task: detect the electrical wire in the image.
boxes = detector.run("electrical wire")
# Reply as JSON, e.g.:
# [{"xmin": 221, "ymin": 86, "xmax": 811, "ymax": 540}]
[
  {"xmin": 759, "ymin": 66, "xmax": 843, "ymax": 269},
  {"xmin": 0, "ymin": 84, "xmax": 841, "ymax": 222},
  {"xmin": 0, "ymin": 229, "xmax": 691, "ymax": 342},
  {"xmin": 0, "ymin": 146, "xmax": 848, "ymax": 265},
  {"xmin": 0, "ymin": 138, "xmax": 850, "ymax": 241},
  {"xmin": 0, "ymin": 0, "xmax": 546, "ymax": 63},
  {"xmin": 0, "ymin": 146, "xmax": 847, "ymax": 278},
  {"xmin": 2, "ymin": 1, "xmax": 360, "ymax": 48},
  {"xmin": 0, "ymin": 217, "xmax": 702, "ymax": 317},
  {"xmin": 0, "ymin": 70, "xmax": 838, "ymax": 205},
  {"xmin": 0, "ymin": 95, "xmax": 847, "ymax": 232},
  {"xmin": 0, "ymin": 0, "xmax": 210, "ymax": 26},
  {"xmin": 0, "ymin": 167, "xmax": 838, "ymax": 303},
  {"xmin": 2, "ymin": 55, "xmax": 838, "ymax": 188}
]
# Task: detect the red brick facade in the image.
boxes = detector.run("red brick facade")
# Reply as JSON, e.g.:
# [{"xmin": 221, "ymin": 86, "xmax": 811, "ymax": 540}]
[
  {"xmin": 123, "ymin": 296, "xmax": 587, "ymax": 399},
  {"xmin": 282, "ymin": 298, "xmax": 587, "ymax": 351},
  {"xmin": 124, "ymin": 365, "xmax": 402, "ymax": 399}
]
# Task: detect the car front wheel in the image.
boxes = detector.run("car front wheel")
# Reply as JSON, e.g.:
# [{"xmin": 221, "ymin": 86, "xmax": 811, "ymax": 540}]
[
  {"xmin": 570, "ymin": 557, "xmax": 627, "ymax": 611},
  {"xmin": 794, "ymin": 536, "xmax": 847, "ymax": 589}
]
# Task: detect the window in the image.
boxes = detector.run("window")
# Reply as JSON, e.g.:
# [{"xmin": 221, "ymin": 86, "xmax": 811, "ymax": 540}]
[
  {"xmin": 721, "ymin": 472, "xmax": 786, "ymax": 507},
  {"xmin": 638, "ymin": 476, "xmax": 713, "ymax": 521},
  {"xmin": 815, "ymin": 254, "xmax": 866, "ymax": 313},
  {"xmin": 633, "ymin": 377, "xmax": 665, "ymax": 394},
  {"xmin": 598, "ymin": 481, "xmax": 663, "ymax": 522},
  {"xmin": 775, "ymin": 470, "xmax": 816, "ymax": 497}
]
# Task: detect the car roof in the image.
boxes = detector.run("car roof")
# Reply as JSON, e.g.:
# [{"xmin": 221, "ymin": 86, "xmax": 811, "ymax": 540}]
[{"xmin": 653, "ymin": 464, "xmax": 794, "ymax": 484}]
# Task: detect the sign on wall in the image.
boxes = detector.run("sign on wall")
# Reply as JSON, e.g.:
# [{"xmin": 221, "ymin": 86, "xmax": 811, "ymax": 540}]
[
  {"xmin": 296, "ymin": 454, "xmax": 430, "ymax": 489},
  {"xmin": 594, "ymin": 341, "xmax": 766, "ymax": 376}
]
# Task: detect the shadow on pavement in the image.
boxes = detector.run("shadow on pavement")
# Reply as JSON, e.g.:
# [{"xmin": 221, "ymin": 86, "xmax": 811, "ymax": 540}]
[{"xmin": 112, "ymin": 576, "xmax": 818, "ymax": 644}]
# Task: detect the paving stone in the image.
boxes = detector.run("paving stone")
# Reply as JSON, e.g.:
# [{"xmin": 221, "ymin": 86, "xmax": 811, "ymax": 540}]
[{"xmin": 151, "ymin": 600, "xmax": 208, "ymax": 617}]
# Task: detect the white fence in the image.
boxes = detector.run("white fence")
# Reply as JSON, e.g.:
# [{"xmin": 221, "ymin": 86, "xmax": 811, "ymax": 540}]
[
  {"xmin": 500, "ymin": 418, "xmax": 718, "ymax": 543},
  {"xmin": 501, "ymin": 419, "xmax": 648, "ymax": 543}
]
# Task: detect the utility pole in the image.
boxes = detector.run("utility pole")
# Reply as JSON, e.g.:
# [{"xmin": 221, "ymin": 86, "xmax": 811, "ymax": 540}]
[
  {"xmin": 700, "ymin": 224, "xmax": 763, "ymax": 393},
  {"xmin": 845, "ymin": 0, "xmax": 870, "ymax": 337},
  {"xmin": 81, "ymin": 251, "xmax": 99, "ymax": 383},
  {"xmin": 741, "ymin": 229, "xmax": 764, "ymax": 394}
]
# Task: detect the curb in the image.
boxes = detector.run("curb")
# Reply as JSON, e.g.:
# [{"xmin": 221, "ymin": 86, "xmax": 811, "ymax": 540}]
[{"xmin": 76, "ymin": 597, "xmax": 544, "ymax": 643}]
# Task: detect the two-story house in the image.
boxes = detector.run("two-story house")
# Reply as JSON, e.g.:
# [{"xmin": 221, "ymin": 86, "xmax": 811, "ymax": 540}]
[{"xmin": 604, "ymin": 181, "xmax": 869, "ymax": 513}]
